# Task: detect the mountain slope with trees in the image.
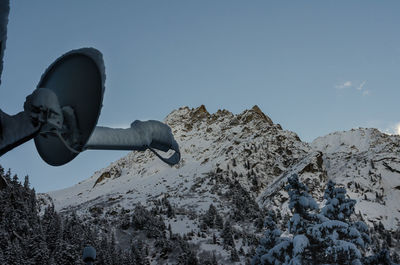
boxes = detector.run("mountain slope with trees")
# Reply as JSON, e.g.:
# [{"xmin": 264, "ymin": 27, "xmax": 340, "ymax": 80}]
[{"xmin": 2, "ymin": 105, "xmax": 399, "ymax": 264}]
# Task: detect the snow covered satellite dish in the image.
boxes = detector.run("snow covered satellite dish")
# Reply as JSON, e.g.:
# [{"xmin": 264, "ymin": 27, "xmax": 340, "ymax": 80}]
[
  {"xmin": 0, "ymin": 47, "xmax": 180, "ymax": 166},
  {"xmin": 34, "ymin": 49, "xmax": 104, "ymax": 166},
  {"xmin": 0, "ymin": 1, "xmax": 180, "ymax": 166}
]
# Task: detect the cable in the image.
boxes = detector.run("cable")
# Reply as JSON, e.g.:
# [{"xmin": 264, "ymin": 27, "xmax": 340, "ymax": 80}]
[{"xmin": 54, "ymin": 130, "xmax": 81, "ymax": 154}]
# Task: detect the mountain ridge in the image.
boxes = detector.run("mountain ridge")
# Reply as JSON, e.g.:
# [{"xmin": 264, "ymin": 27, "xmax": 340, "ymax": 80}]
[
  {"xmin": 45, "ymin": 105, "xmax": 307, "ymax": 212},
  {"xmin": 38, "ymin": 105, "xmax": 400, "ymax": 263},
  {"xmin": 44, "ymin": 105, "xmax": 400, "ymax": 231}
]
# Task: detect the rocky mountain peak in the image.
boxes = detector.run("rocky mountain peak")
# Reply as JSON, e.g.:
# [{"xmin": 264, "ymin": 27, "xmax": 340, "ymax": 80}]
[
  {"xmin": 165, "ymin": 105, "xmax": 275, "ymax": 134},
  {"xmin": 238, "ymin": 105, "xmax": 274, "ymax": 125},
  {"xmin": 48, "ymin": 105, "xmax": 309, "ymax": 212},
  {"xmin": 311, "ymin": 127, "xmax": 399, "ymax": 154}
]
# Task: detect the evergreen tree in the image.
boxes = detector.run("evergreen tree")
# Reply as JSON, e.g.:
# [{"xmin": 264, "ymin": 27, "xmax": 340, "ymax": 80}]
[
  {"xmin": 130, "ymin": 239, "xmax": 148, "ymax": 265},
  {"xmin": 201, "ymin": 204, "xmax": 217, "ymax": 229},
  {"xmin": 251, "ymin": 213, "xmax": 282, "ymax": 265},
  {"xmin": 42, "ymin": 205, "xmax": 62, "ymax": 254},
  {"xmin": 97, "ymin": 237, "xmax": 113, "ymax": 265},
  {"xmin": 221, "ymin": 220, "xmax": 235, "ymax": 248},
  {"xmin": 228, "ymin": 179, "xmax": 260, "ymax": 221},
  {"xmin": 251, "ymin": 176, "xmax": 391, "ymax": 265},
  {"xmin": 215, "ymin": 213, "xmax": 224, "ymax": 229},
  {"xmin": 132, "ymin": 203, "xmax": 166, "ymax": 239},
  {"xmin": 322, "ymin": 180, "xmax": 355, "ymax": 221},
  {"xmin": 363, "ymin": 249, "xmax": 393, "ymax": 265},
  {"xmin": 307, "ymin": 180, "xmax": 371, "ymax": 264},
  {"xmin": 285, "ymin": 174, "xmax": 318, "ymax": 235},
  {"xmin": 26, "ymin": 233, "xmax": 50, "ymax": 265},
  {"xmin": 211, "ymin": 252, "xmax": 218, "ymax": 265},
  {"xmin": 231, "ymin": 247, "xmax": 240, "ymax": 262}
]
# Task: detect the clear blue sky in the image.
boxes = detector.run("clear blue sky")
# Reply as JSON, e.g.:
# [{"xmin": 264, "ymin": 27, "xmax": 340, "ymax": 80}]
[{"xmin": 0, "ymin": 1, "xmax": 399, "ymax": 192}]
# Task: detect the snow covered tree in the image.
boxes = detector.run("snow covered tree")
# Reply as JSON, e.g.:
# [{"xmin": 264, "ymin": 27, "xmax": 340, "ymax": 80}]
[
  {"xmin": 129, "ymin": 239, "xmax": 149, "ymax": 265},
  {"xmin": 285, "ymin": 174, "xmax": 318, "ymax": 235},
  {"xmin": 231, "ymin": 247, "xmax": 240, "ymax": 262},
  {"xmin": 251, "ymin": 175, "xmax": 318, "ymax": 264},
  {"xmin": 363, "ymin": 249, "xmax": 393, "ymax": 265},
  {"xmin": 305, "ymin": 180, "xmax": 371, "ymax": 264},
  {"xmin": 303, "ymin": 180, "xmax": 374, "ymax": 264},
  {"xmin": 251, "ymin": 213, "xmax": 283, "ymax": 265},
  {"xmin": 251, "ymin": 175, "xmax": 391, "ymax": 265},
  {"xmin": 227, "ymin": 179, "xmax": 260, "ymax": 221},
  {"xmin": 322, "ymin": 180, "xmax": 355, "ymax": 221},
  {"xmin": 97, "ymin": 237, "xmax": 113, "ymax": 265},
  {"xmin": 221, "ymin": 220, "xmax": 235, "ymax": 249},
  {"xmin": 200, "ymin": 204, "xmax": 218, "ymax": 230},
  {"xmin": 215, "ymin": 213, "xmax": 224, "ymax": 229},
  {"xmin": 132, "ymin": 203, "xmax": 166, "ymax": 239},
  {"xmin": 42, "ymin": 205, "xmax": 62, "ymax": 254},
  {"xmin": 26, "ymin": 233, "xmax": 50, "ymax": 265},
  {"xmin": 307, "ymin": 220, "xmax": 363, "ymax": 264}
]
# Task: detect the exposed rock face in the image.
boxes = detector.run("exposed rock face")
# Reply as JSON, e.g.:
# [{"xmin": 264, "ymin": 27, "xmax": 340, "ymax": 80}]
[
  {"xmin": 93, "ymin": 166, "xmax": 122, "ymax": 188},
  {"xmin": 168, "ymin": 104, "xmax": 274, "ymax": 134},
  {"xmin": 237, "ymin": 105, "xmax": 274, "ymax": 125}
]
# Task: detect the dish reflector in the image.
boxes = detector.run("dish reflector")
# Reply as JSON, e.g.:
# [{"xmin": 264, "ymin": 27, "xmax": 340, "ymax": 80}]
[{"xmin": 34, "ymin": 48, "xmax": 105, "ymax": 166}]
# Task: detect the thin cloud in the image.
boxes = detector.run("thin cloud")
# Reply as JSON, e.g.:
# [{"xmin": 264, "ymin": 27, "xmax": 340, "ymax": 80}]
[
  {"xmin": 362, "ymin": 90, "xmax": 370, "ymax": 96},
  {"xmin": 335, "ymin": 81, "xmax": 352, "ymax": 89},
  {"xmin": 335, "ymin": 80, "xmax": 370, "ymax": 96},
  {"xmin": 357, "ymin": 81, "xmax": 366, "ymax": 91}
]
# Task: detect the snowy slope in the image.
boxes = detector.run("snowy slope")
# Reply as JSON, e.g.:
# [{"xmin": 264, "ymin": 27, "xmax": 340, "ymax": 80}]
[
  {"xmin": 45, "ymin": 108, "xmax": 400, "ymax": 230},
  {"xmin": 41, "ymin": 106, "xmax": 400, "ymax": 262},
  {"xmin": 42, "ymin": 105, "xmax": 317, "ymax": 264},
  {"xmin": 47, "ymin": 105, "xmax": 308, "ymax": 215},
  {"xmin": 39, "ymin": 106, "xmax": 400, "ymax": 264},
  {"xmin": 311, "ymin": 128, "xmax": 400, "ymax": 229},
  {"xmin": 259, "ymin": 128, "xmax": 400, "ymax": 230}
]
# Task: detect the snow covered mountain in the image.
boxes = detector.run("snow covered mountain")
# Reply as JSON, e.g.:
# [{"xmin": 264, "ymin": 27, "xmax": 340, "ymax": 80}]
[
  {"xmin": 312, "ymin": 128, "xmax": 400, "ymax": 229},
  {"xmin": 41, "ymin": 105, "xmax": 400, "ymax": 263},
  {"xmin": 260, "ymin": 127, "xmax": 400, "ymax": 230},
  {"xmin": 47, "ymin": 105, "xmax": 309, "ymax": 214}
]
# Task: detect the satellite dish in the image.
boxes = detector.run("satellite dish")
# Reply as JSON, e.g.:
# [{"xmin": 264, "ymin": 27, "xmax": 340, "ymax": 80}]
[
  {"xmin": 0, "ymin": 47, "xmax": 180, "ymax": 166},
  {"xmin": 0, "ymin": 1, "xmax": 180, "ymax": 166},
  {"xmin": 34, "ymin": 48, "xmax": 105, "ymax": 166}
]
